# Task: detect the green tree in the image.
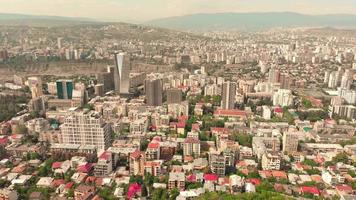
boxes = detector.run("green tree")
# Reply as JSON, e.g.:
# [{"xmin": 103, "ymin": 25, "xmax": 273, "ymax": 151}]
[
  {"xmin": 152, "ymin": 188, "xmax": 168, "ymax": 200},
  {"xmin": 170, "ymin": 188, "xmax": 180, "ymax": 200},
  {"xmin": 256, "ymin": 180, "xmax": 275, "ymax": 193},
  {"xmin": 231, "ymin": 133, "xmax": 253, "ymax": 147},
  {"xmin": 332, "ymin": 152, "xmax": 349, "ymax": 164},
  {"xmin": 302, "ymin": 159, "xmax": 318, "ymax": 167}
]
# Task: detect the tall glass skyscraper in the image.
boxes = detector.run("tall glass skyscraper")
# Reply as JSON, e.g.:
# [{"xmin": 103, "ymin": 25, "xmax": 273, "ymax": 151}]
[
  {"xmin": 114, "ymin": 52, "xmax": 130, "ymax": 94},
  {"xmin": 56, "ymin": 79, "xmax": 73, "ymax": 99}
]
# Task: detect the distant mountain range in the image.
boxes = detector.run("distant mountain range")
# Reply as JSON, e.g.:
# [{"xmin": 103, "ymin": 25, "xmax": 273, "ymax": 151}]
[
  {"xmin": 0, "ymin": 13, "xmax": 97, "ymax": 26},
  {"xmin": 145, "ymin": 12, "xmax": 356, "ymax": 31},
  {"xmin": 1, "ymin": 12, "xmax": 356, "ymax": 31}
]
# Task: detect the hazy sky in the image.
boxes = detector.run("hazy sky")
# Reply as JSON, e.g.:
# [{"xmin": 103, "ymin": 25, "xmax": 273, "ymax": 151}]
[{"xmin": 0, "ymin": 0, "xmax": 356, "ymax": 22}]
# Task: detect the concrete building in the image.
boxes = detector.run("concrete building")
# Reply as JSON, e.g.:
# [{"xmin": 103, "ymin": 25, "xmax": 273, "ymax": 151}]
[
  {"xmin": 282, "ymin": 131, "xmax": 299, "ymax": 154},
  {"xmin": 183, "ymin": 137, "xmax": 201, "ymax": 157},
  {"xmin": 252, "ymin": 137, "xmax": 281, "ymax": 159},
  {"xmin": 97, "ymin": 66, "xmax": 115, "ymax": 93},
  {"xmin": 168, "ymin": 101, "xmax": 189, "ymax": 118},
  {"xmin": 268, "ymin": 67, "xmax": 280, "ymax": 83},
  {"xmin": 166, "ymin": 88, "xmax": 183, "ymax": 104},
  {"xmin": 145, "ymin": 78, "xmax": 163, "ymax": 106},
  {"xmin": 129, "ymin": 150, "xmax": 145, "ymax": 176},
  {"xmin": 94, "ymin": 84, "xmax": 105, "ymax": 97},
  {"xmin": 262, "ymin": 105, "xmax": 271, "ymax": 120},
  {"xmin": 94, "ymin": 151, "xmax": 113, "ymax": 177},
  {"xmin": 221, "ymin": 81, "xmax": 236, "ymax": 110},
  {"xmin": 273, "ymin": 89, "xmax": 293, "ymax": 107},
  {"xmin": 261, "ymin": 153, "xmax": 281, "ymax": 170},
  {"xmin": 168, "ymin": 172, "xmax": 185, "ymax": 190},
  {"xmin": 209, "ymin": 150, "xmax": 235, "ymax": 177},
  {"xmin": 204, "ymin": 84, "xmax": 220, "ymax": 96},
  {"xmin": 330, "ymin": 105, "xmax": 356, "ymax": 120},
  {"xmin": 27, "ymin": 76, "xmax": 43, "ymax": 99},
  {"xmin": 60, "ymin": 110, "xmax": 112, "ymax": 151},
  {"xmin": 47, "ymin": 82, "xmax": 57, "ymax": 95}
]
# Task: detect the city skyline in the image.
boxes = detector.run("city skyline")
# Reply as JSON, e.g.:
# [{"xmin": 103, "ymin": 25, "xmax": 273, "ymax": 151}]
[{"xmin": 0, "ymin": 0, "xmax": 356, "ymax": 23}]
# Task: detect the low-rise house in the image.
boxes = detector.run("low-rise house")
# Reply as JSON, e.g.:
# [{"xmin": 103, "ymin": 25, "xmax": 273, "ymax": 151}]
[
  {"xmin": 300, "ymin": 186, "xmax": 320, "ymax": 196},
  {"xmin": 74, "ymin": 185, "xmax": 96, "ymax": 200},
  {"xmin": 94, "ymin": 151, "xmax": 113, "ymax": 177},
  {"xmin": 245, "ymin": 182, "xmax": 256, "ymax": 193},
  {"xmin": 11, "ymin": 175, "xmax": 32, "ymax": 186},
  {"xmin": 0, "ymin": 188, "xmax": 18, "ymax": 200},
  {"xmin": 71, "ymin": 173, "xmax": 88, "ymax": 184},
  {"xmin": 36, "ymin": 177, "xmax": 54, "ymax": 187},
  {"xmin": 168, "ymin": 172, "xmax": 185, "ymax": 191}
]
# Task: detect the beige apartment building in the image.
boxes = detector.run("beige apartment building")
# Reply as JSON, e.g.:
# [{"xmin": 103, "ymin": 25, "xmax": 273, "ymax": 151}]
[{"xmin": 60, "ymin": 110, "xmax": 112, "ymax": 151}]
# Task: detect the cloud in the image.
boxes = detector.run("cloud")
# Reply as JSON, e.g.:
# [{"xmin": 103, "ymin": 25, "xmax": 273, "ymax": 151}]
[{"xmin": 0, "ymin": 0, "xmax": 355, "ymax": 22}]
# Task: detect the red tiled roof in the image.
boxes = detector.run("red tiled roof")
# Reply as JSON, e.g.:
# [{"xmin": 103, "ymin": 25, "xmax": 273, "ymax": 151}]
[
  {"xmin": 214, "ymin": 109, "xmax": 247, "ymax": 117},
  {"xmin": 211, "ymin": 127, "xmax": 229, "ymax": 133},
  {"xmin": 177, "ymin": 122, "xmax": 186, "ymax": 128},
  {"xmin": 301, "ymin": 186, "xmax": 320, "ymax": 195},
  {"xmin": 220, "ymin": 177, "xmax": 230, "ymax": 185},
  {"xmin": 95, "ymin": 178, "xmax": 103, "ymax": 186},
  {"xmin": 204, "ymin": 174, "xmax": 218, "ymax": 182},
  {"xmin": 170, "ymin": 122, "xmax": 177, "ymax": 127},
  {"xmin": 85, "ymin": 176, "xmax": 96, "ymax": 184},
  {"xmin": 99, "ymin": 151, "xmax": 111, "ymax": 160},
  {"xmin": 51, "ymin": 179, "xmax": 65, "ymax": 187},
  {"xmin": 130, "ymin": 150, "xmax": 144, "ymax": 159},
  {"xmin": 65, "ymin": 182, "xmax": 74, "ymax": 189},
  {"xmin": 144, "ymin": 161, "xmax": 161, "ymax": 167},
  {"xmin": 127, "ymin": 183, "xmax": 141, "ymax": 199},
  {"xmin": 152, "ymin": 136, "xmax": 161, "ymax": 142},
  {"xmin": 186, "ymin": 174, "xmax": 196, "ymax": 182},
  {"xmin": 192, "ymin": 123, "xmax": 200, "ymax": 131},
  {"xmin": 274, "ymin": 107, "xmax": 283, "ymax": 113},
  {"xmin": 335, "ymin": 185, "xmax": 353, "ymax": 193},
  {"xmin": 259, "ymin": 170, "xmax": 273, "ymax": 178},
  {"xmin": 241, "ymin": 169, "xmax": 249, "ymax": 175},
  {"xmin": 184, "ymin": 137, "xmax": 200, "ymax": 144},
  {"xmin": 52, "ymin": 162, "xmax": 62, "ymax": 169},
  {"xmin": 272, "ymin": 171, "xmax": 287, "ymax": 179},
  {"xmin": 237, "ymin": 160, "xmax": 246, "ymax": 167},
  {"xmin": 246, "ymin": 178, "xmax": 261, "ymax": 186},
  {"xmin": 147, "ymin": 142, "xmax": 160, "ymax": 149},
  {"xmin": 178, "ymin": 115, "xmax": 188, "ymax": 122},
  {"xmin": 0, "ymin": 136, "xmax": 8, "ymax": 145},
  {"xmin": 77, "ymin": 163, "xmax": 93, "ymax": 173}
]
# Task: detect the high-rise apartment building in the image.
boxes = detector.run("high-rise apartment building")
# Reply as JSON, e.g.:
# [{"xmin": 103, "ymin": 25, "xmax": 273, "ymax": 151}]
[
  {"xmin": 204, "ymin": 84, "xmax": 220, "ymax": 96},
  {"xmin": 166, "ymin": 88, "xmax": 182, "ymax": 104},
  {"xmin": 282, "ymin": 131, "xmax": 299, "ymax": 153},
  {"xmin": 273, "ymin": 89, "xmax": 294, "ymax": 107},
  {"xmin": 0, "ymin": 49, "xmax": 8, "ymax": 62},
  {"xmin": 56, "ymin": 79, "xmax": 73, "ymax": 99},
  {"xmin": 28, "ymin": 76, "xmax": 43, "ymax": 99},
  {"xmin": 221, "ymin": 81, "xmax": 236, "ymax": 109},
  {"xmin": 145, "ymin": 78, "xmax": 163, "ymax": 106},
  {"xmin": 60, "ymin": 110, "xmax": 112, "ymax": 150},
  {"xmin": 97, "ymin": 66, "xmax": 115, "ymax": 93},
  {"xmin": 268, "ymin": 67, "xmax": 280, "ymax": 83},
  {"xmin": 129, "ymin": 150, "xmax": 145, "ymax": 176},
  {"xmin": 183, "ymin": 137, "xmax": 200, "ymax": 157}
]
